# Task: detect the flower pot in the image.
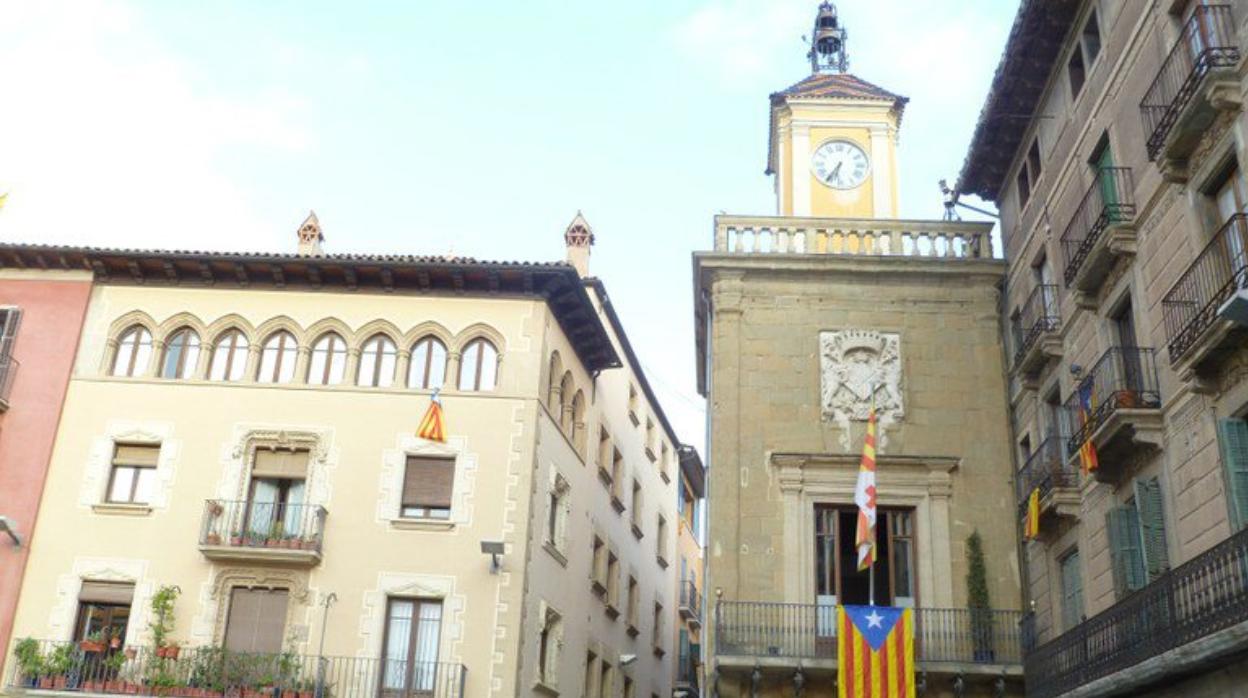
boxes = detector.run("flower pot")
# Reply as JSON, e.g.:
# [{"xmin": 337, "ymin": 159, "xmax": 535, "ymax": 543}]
[
  {"xmin": 230, "ymin": 536, "xmax": 243, "ymax": 546},
  {"xmin": 282, "ymin": 689, "xmax": 296, "ymax": 698},
  {"xmin": 55, "ymin": 676, "xmax": 68, "ymax": 689},
  {"xmin": 164, "ymin": 646, "xmax": 180, "ymax": 660},
  {"xmin": 82, "ymin": 640, "xmax": 107, "ymax": 653},
  {"xmin": 266, "ymin": 538, "xmax": 279, "ymax": 548},
  {"xmin": 107, "ymin": 680, "xmax": 121, "ymax": 692},
  {"xmin": 111, "ymin": 636, "xmax": 123, "ymax": 649},
  {"xmin": 125, "ymin": 648, "xmax": 137, "ymax": 660},
  {"xmin": 40, "ymin": 677, "xmax": 55, "ymax": 689},
  {"xmin": 297, "ymin": 691, "xmax": 312, "ymax": 698},
  {"xmin": 206, "ymin": 533, "xmax": 222, "ymax": 546},
  {"xmin": 126, "ymin": 682, "xmax": 139, "ymax": 694},
  {"xmin": 209, "ymin": 503, "xmax": 224, "ymax": 517}
]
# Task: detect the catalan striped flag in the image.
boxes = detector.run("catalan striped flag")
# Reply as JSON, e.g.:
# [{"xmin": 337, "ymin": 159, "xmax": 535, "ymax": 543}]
[
  {"xmin": 416, "ymin": 390, "xmax": 447, "ymax": 443},
  {"xmin": 837, "ymin": 605, "xmax": 915, "ymax": 698},
  {"xmin": 854, "ymin": 405, "xmax": 879, "ymax": 571},
  {"xmin": 1076, "ymin": 381, "xmax": 1099, "ymax": 475},
  {"xmin": 1023, "ymin": 487, "xmax": 1041, "ymax": 540}
]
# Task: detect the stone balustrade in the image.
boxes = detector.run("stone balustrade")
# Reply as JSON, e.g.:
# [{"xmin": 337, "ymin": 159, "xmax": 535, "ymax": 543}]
[{"xmin": 712, "ymin": 215, "xmax": 995, "ymax": 259}]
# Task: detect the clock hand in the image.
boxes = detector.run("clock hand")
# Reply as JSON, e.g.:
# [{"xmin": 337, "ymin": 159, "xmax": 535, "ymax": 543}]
[{"xmin": 827, "ymin": 162, "xmax": 842, "ymax": 184}]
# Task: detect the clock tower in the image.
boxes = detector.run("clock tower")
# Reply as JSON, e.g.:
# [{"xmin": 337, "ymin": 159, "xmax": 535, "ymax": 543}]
[{"xmin": 767, "ymin": 2, "xmax": 908, "ymax": 218}]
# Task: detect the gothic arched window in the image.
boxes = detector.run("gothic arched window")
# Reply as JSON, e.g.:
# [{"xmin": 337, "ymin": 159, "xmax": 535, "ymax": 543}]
[
  {"xmin": 257, "ymin": 331, "xmax": 298, "ymax": 384},
  {"xmin": 160, "ymin": 327, "xmax": 200, "ymax": 379},
  {"xmin": 308, "ymin": 332, "xmax": 347, "ymax": 386},
  {"xmin": 209, "ymin": 330, "xmax": 249, "ymax": 382},
  {"xmin": 458, "ymin": 338, "xmax": 498, "ymax": 392},
  {"xmin": 112, "ymin": 325, "xmax": 153, "ymax": 377},
  {"xmin": 408, "ymin": 336, "xmax": 448, "ymax": 390},
  {"xmin": 358, "ymin": 334, "xmax": 397, "ymax": 388}
]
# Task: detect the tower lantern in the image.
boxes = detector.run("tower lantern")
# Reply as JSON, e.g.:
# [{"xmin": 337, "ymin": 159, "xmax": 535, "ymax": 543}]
[{"xmin": 808, "ymin": 1, "xmax": 848, "ymax": 74}]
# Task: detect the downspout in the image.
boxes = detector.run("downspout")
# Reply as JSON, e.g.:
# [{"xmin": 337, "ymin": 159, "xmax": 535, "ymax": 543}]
[{"xmin": 700, "ymin": 287, "xmax": 714, "ymax": 696}]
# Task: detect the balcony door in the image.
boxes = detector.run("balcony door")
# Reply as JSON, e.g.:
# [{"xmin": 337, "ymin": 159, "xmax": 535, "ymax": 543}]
[
  {"xmin": 814, "ymin": 506, "xmax": 915, "ymax": 611},
  {"xmin": 1211, "ymin": 162, "xmax": 1248, "ymax": 276},
  {"xmin": 382, "ymin": 598, "xmax": 443, "ymax": 696},
  {"xmin": 245, "ymin": 449, "xmax": 309, "ymax": 541}
]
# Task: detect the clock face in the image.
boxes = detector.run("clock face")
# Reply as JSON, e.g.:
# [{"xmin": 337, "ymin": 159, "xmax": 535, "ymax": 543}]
[{"xmin": 812, "ymin": 140, "xmax": 870, "ymax": 190}]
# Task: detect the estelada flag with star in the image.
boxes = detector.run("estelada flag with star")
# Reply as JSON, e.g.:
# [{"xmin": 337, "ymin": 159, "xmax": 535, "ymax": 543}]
[
  {"xmin": 416, "ymin": 390, "xmax": 446, "ymax": 443},
  {"xmin": 854, "ymin": 404, "xmax": 879, "ymax": 571},
  {"xmin": 838, "ymin": 605, "xmax": 915, "ymax": 697},
  {"xmin": 1076, "ymin": 381, "xmax": 1100, "ymax": 475}
]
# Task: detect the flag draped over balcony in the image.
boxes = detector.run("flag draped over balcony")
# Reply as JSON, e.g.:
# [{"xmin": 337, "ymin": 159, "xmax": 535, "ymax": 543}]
[
  {"xmin": 855, "ymin": 405, "xmax": 878, "ymax": 571},
  {"xmin": 1077, "ymin": 381, "xmax": 1099, "ymax": 474},
  {"xmin": 1024, "ymin": 487, "xmax": 1041, "ymax": 540},
  {"xmin": 837, "ymin": 605, "xmax": 916, "ymax": 698},
  {"xmin": 416, "ymin": 390, "xmax": 446, "ymax": 443}
]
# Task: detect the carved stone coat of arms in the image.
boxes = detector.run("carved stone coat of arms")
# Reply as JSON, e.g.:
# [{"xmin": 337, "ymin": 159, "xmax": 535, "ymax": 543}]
[{"xmin": 820, "ymin": 329, "xmax": 904, "ymax": 451}]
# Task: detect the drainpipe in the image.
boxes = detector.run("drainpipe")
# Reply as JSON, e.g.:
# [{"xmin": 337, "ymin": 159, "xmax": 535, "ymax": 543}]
[
  {"xmin": 700, "ymin": 288, "xmax": 714, "ymax": 693},
  {"xmin": 315, "ymin": 592, "xmax": 337, "ymax": 698}
]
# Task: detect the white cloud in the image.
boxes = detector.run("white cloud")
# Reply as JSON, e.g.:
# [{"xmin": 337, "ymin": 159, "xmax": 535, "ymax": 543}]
[
  {"xmin": 673, "ymin": 0, "xmax": 810, "ymax": 85},
  {"xmin": 0, "ymin": 0, "xmax": 311, "ymax": 250}
]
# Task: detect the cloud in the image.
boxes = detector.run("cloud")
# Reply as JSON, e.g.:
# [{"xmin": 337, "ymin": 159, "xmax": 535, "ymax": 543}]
[
  {"xmin": 673, "ymin": 0, "xmax": 810, "ymax": 85},
  {"xmin": 0, "ymin": 0, "xmax": 311, "ymax": 250}
]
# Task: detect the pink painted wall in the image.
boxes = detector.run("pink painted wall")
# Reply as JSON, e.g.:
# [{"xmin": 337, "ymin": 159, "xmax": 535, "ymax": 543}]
[{"xmin": 0, "ymin": 278, "xmax": 92, "ymax": 661}]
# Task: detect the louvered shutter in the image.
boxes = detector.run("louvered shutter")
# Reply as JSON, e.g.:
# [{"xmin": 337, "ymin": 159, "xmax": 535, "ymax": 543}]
[
  {"xmin": 402, "ymin": 456, "xmax": 455, "ymax": 509},
  {"xmin": 0, "ymin": 308, "xmax": 22, "ymax": 361},
  {"xmin": 1218, "ymin": 418, "xmax": 1248, "ymax": 530},
  {"xmin": 224, "ymin": 588, "xmax": 288, "ymax": 653},
  {"xmin": 1060, "ymin": 552, "xmax": 1083, "ymax": 631},
  {"xmin": 252, "ymin": 449, "xmax": 309, "ymax": 479},
  {"xmin": 1107, "ymin": 507, "xmax": 1146, "ymax": 597},
  {"xmin": 1133, "ymin": 477, "xmax": 1171, "ymax": 582}
]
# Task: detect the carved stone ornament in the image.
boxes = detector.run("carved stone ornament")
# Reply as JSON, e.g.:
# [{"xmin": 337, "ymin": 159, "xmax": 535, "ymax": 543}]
[{"xmin": 820, "ymin": 329, "xmax": 903, "ymax": 451}]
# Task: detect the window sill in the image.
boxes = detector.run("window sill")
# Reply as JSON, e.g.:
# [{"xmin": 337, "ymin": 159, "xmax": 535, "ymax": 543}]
[
  {"xmin": 544, "ymin": 541, "xmax": 568, "ymax": 567},
  {"xmin": 389, "ymin": 518, "xmax": 456, "ymax": 532},
  {"xmin": 610, "ymin": 495, "xmax": 625, "ymax": 514},
  {"xmin": 598, "ymin": 466, "xmax": 613, "ymax": 487},
  {"xmin": 659, "ymin": 470, "xmax": 671, "ymax": 485},
  {"xmin": 644, "ymin": 447, "xmax": 657, "ymax": 463},
  {"xmin": 657, "ymin": 554, "xmax": 669, "ymax": 570},
  {"xmin": 591, "ymin": 581, "xmax": 607, "ymax": 596},
  {"xmin": 628, "ymin": 409, "xmax": 640, "ymax": 426},
  {"xmin": 631, "ymin": 523, "xmax": 644, "ymax": 540},
  {"xmin": 533, "ymin": 680, "xmax": 560, "ymax": 697},
  {"xmin": 91, "ymin": 503, "xmax": 152, "ymax": 517},
  {"xmin": 626, "ymin": 624, "xmax": 640, "ymax": 638},
  {"xmin": 653, "ymin": 645, "xmax": 666, "ymax": 658},
  {"xmin": 605, "ymin": 603, "xmax": 621, "ymax": 620}
]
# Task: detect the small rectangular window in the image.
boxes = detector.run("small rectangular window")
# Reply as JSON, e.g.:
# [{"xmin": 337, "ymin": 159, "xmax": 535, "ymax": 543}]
[
  {"xmin": 1017, "ymin": 166, "xmax": 1031, "ymax": 209},
  {"xmin": 401, "ymin": 456, "xmax": 455, "ymax": 519},
  {"xmin": 1059, "ymin": 549, "xmax": 1084, "ymax": 631},
  {"xmin": 107, "ymin": 444, "xmax": 159, "ymax": 504},
  {"xmin": 656, "ymin": 515, "xmax": 669, "ymax": 567},
  {"xmin": 75, "ymin": 581, "xmax": 134, "ymax": 643},
  {"xmin": 652, "ymin": 601, "xmax": 664, "ymax": 649},
  {"xmin": 0, "ymin": 307, "xmax": 22, "ymax": 361},
  {"xmin": 1068, "ymin": 48, "xmax": 1086, "ymax": 98},
  {"xmin": 1081, "ymin": 9, "xmax": 1101, "ymax": 66},
  {"xmin": 1027, "ymin": 138, "xmax": 1042, "ymax": 181}
]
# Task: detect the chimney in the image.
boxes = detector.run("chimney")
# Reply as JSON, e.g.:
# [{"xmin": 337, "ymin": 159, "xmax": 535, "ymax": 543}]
[
  {"xmin": 563, "ymin": 211, "xmax": 594, "ymax": 277},
  {"xmin": 296, "ymin": 211, "xmax": 324, "ymax": 256}
]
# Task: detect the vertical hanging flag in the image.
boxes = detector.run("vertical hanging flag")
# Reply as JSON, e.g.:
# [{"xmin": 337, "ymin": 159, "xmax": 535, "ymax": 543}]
[
  {"xmin": 1076, "ymin": 381, "xmax": 1099, "ymax": 474},
  {"xmin": 837, "ymin": 605, "xmax": 916, "ymax": 698},
  {"xmin": 855, "ymin": 405, "xmax": 878, "ymax": 571},
  {"xmin": 416, "ymin": 389, "xmax": 447, "ymax": 443},
  {"xmin": 1024, "ymin": 487, "xmax": 1041, "ymax": 540}
]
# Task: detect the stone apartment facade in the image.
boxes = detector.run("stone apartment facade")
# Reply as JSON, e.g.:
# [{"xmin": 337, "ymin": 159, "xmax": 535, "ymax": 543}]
[
  {"xmin": 0, "ymin": 216, "xmax": 694, "ymax": 698},
  {"xmin": 959, "ymin": 0, "xmax": 1248, "ymax": 695},
  {"xmin": 673, "ymin": 446, "xmax": 705, "ymax": 697}
]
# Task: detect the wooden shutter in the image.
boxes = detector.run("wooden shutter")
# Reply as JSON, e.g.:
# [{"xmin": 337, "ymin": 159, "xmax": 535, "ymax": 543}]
[
  {"xmin": 1218, "ymin": 418, "xmax": 1248, "ymax": 530},
  {"xmin": 1106, "ymin": 506, "xmax": 1146, "ymax": 597},
  {"xmin": 113, "ymin": 444, "xmax": 159, "ymax": 466},
  {"xmin": 1059, "ymin": 552, "xmax": 1083, "ymax": 631},
  {"xmin": 0, "ymin": 308, "xmax": 22, "ymax": 360},
  {"xmin": 1133, "ymin": 477, "xmax": 1171, "ymax": 582},
  {"xmin": 252, "ymin": 450, "xmax": 309, "ymax": 479},
  {"xmin": 403, "ymin": 456, "xmax": 455, "ymax": 509},
  {"xmin": 79, "ymin": 581, "xmax": 135, "ymax": 605},
  {"xmin": 224, "ymin": 588, "xmax": 288, "ymax": 653}
]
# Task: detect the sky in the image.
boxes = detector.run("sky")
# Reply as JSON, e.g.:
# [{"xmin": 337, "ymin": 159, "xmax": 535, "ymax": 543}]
[{"xmin": 0, "ymin": 0, "xmax": 1016, "ymax": 455}]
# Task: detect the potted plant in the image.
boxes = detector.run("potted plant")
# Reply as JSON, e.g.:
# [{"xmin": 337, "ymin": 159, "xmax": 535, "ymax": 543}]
[
  {"xmin": 47, "ymin": 643, "xmax": 75, "ymax": 689},
  {"xmin": 205, "ymin": 532, "xmax": 222, "ymax": 546},
  {"xmin": 966, "ymin": 530, "xmax": 996, "ymax": 663},
  {"xmin": 82, "ymin": 629, "xmax": 108, "ymax": 653},
  {"xmin": 208, "ymin": 502, "xmax": 224, "ymax": 517},
  {"xmin": 149, "ymin": 584, "xmax": 182, "ymax": 661},
  {"xmin": 14, "ymin": 638, "xmax": 44, "ymax": 688}
]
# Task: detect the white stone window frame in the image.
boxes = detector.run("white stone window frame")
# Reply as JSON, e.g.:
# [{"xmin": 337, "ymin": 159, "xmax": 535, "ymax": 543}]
[
  {"xmin": 188, "ymin": 566, "xmax": 315, "ymax": 651},
  {"xmin": 216, "ymin": 425, "xmax": 337, "ymax": 510},
  {"xmin": 358, "ymin": 572, "xmax": 464, "ymax": 668},
  {"xmin": 81, "ymin": 421, "xmax": 180, "ymax": 516},
  {"xmin": 379, "ymin": 433, "xmax": 477, "ymax": 532},
  {"xmin": 534, "ymin": 599, "xmax": 565, "ymax": 694},
  {"xmin": 47, "ymin": 558, "xmax": 152, "ymax": 646},
  {"xmin": 544, "ymin": 465, "xmax": 572, "ymax": 565}
]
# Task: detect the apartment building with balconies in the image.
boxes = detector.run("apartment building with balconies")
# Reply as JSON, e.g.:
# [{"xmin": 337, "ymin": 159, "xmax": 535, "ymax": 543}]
[
  {"xmin": 672, "ymin": 447, "xmax": 704, "ymax": 697},
  {"xmin": 0, "ymin": 214, "xmax": 689, "ymax": 698},
  {"xmin": 959, "ymin": 1, "xmax": 1248, "ymax": 695}
]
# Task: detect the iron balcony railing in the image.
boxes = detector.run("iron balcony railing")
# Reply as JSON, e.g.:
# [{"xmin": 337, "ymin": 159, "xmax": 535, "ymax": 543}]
[
  {"xmin": 715, "ymin": 602, "xmax": 1024, "ymax": 665},
  {"xmin": 1064, "ymin": 347, "xmax": 1162, "ymax": 458},
  {"xmin": 1012, "ymin": 284, "xmax": 1061, "ymax": 368},
  {"xmin": 1141, "ymin": 4, "xmax": 1241, "ymax": 160},
  {"xmin": 7, "ymin": 641, "xmax": 467, "ymax": 698},
  {"xmin": 679, "ymin": 580, "xmax": 701, "ymax": 623},
  {"xmin": 1025, "ymin": 525, "xmax": 1248, "ymax": 698},
  {"xmin": 0, "ymin": 355, "xmax": 18, "ymax": 408},
  {"xmin": 1061, "ymin": 167, "xmax": 1136, "ymax": 285},
  {"xmin": 1016, "ymin": 435, "xmax": 1077, "ymax": 510},
  {"xmin": 1162, "ymin": 213, "xmax": 1248, "ymax": 363},
  {"xmin": 676, "ymin": 646, "xmax": 699, "ymax": 688},
  {"xmin": 199, "ymin": 500, "xmax": 327, "ymax": 553}
]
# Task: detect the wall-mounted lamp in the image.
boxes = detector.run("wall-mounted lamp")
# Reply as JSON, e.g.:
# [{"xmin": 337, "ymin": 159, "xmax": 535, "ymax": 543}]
[
  {"xmin": 0, "ymin": 516, "xmax": 21, "ymax": 547},
  {"xmin": 1069, "ymin": 364, "xmax": 1083, "ymax": 377},
  {"xmin": 480, "ymin": 540, "xmax": 505, "ymax": 574}
]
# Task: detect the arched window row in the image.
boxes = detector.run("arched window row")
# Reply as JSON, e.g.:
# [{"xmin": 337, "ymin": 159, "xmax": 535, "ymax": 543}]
[{"xmin": 104, "ymin": 317, "xmax": 501, "ymax": 392}]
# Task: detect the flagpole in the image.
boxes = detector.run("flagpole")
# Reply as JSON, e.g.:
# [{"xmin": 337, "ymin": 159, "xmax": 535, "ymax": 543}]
[{"xmin": 868, "ymin": 386, "xmax": 876, "ymax": 608}]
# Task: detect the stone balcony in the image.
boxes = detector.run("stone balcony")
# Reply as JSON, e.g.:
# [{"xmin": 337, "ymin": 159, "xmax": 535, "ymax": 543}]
[
  {"xmin": 198, "ymin": 499, "xmax": 326, "ymax": 567},
  {"xmin": 712, "ymin": 215, "xmax": 994, "ymax": 259}
]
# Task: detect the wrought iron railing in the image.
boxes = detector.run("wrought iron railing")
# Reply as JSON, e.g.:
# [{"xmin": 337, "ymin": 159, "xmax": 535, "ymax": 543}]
[
  {"xmin": 1061, "ymin": 167, "xmax": 1136, "ymax": 285},
  {"xmin": 1025, "ymin": 526, "xmax": 1248, "ymax": 698},
  {"xmin": 1013, "ymin": 284, "xmax": 1060, "ymax": 368},
  {"xmin": 0, "ymin": 355, "xmax": 18, "ymax": 407},
  {"xmin": 1016, "ymin": 435, "xmax": 1077, "ymax": 510},
  {"xmin": 1162, "ymin": 213, "xmax": 1248, "ymax": 362},
  {"xmin": 715, "ymin": 602, "xmax": 1024, "ymax": 665},
  {"xmin": 199, "ymin": 500, "xmax": 327, "ymax": 553},
  {"xmin": 1141, "ymin": 4, "xmax": 1241, "ymax": 160},
  {"xmin": 679, "ymin": 580, "xmax": 701, "ymax": 624},
  {"xmin": 1064, "ymin": 347, "xmax": 1162, "ymax": 457},
  {"xmin": 676, "ymin": 646, "xmax": 699, "ymax": 688},
  {"xmin": 6, "ymin": 641, "xmax": 467, "ymax": 698}
]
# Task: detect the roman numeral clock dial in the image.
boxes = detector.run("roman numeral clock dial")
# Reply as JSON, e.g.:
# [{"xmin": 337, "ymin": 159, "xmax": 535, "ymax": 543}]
[{"xmin": 812, "ymin": 140, "xmax": 870, "ymax": 190}]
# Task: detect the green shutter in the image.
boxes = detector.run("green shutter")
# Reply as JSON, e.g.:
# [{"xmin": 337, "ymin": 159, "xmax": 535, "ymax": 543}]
[
  {"xmin": 1133, "ymin": 477, "xmax": 1170, "ymax": 582},
  {"xmin": 1217, "ymin": 418, "xmax": 1248, "ymax": 530},
  {"xmin": 1060, "ymin": 551, "xmax": 1084, "ymax": 631},
  {"xmin": 1107, "ymin": 506, "xmax": 1146, "ymax": 596}
]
